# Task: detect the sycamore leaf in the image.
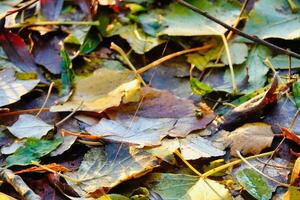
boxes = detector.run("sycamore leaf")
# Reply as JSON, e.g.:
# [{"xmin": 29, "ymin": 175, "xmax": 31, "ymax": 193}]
[
  {"xmin": 6, "ymin": 138, "xmax": 62, "ymax": 167},
  {"xmin": 0, "ymin": 68, "xmax": 39, "ymax": 107},
  {"xmin": 237, "ymin": 168, "xmax": 272, "ymax": 200},
  {"xmin": 240, "ymin": 0, "xmax": 300, "ymax": 40},
  {"xmin": 8, "ymin": 114, "xmax": 53, "ymax": 139},
  {"xmin": 65, "ymin": 143, "xmax": 159, "ymax": 198},
  {"xmin": 144, "ymin": 173, "xmax": 232, "ymax": 200},
  {"xmin": 51, "ymin": 68, "xmax": 141, "ymax": 113},
  {"xmin": 215, "ymin": 123, "xmax": 274, "ymax": 157},
  {"xmin": 139, "ymin": 0, "xmax": 240, "ymax": 36}
]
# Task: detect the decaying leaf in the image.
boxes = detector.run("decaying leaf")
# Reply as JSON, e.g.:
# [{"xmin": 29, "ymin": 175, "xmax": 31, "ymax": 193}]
[
  {"xmin": 144, "ymin": 173, "xmax": 232, "ymax": 200},
  {"xmin": 51, "ymin": 67, "xmax": 141, "ymax": 113},
  {"xmin": 6, "ymin": 138, "xmax": 62, "ymax": 167},
  {"xmin": 0, "ymin": 68, "xmax": 39, "ymax": 107},
  {"xmin": 221, "ymin": 74, "xmax": 278, "ymax": 131},
  {"xmin": 8, "ymin": 114, "xmax": 54, "ymax": 139},
  {"xmin": 236, "ymin": 168, "xmax": 272, "ymax": 200},
  {"xmin": 65, "ymin": 143, "xmax": 159, "ymax": 198},
  {"xmin": 281, "ymin": 127, "xmax": 300, "ymax": 146},
  {"xmin": 214, "ymin": 122, "xmax": 274, "ymax": 156},
  {"xmin": 15, "ymin": 163, "xmax": 70, "ymax": 174}
]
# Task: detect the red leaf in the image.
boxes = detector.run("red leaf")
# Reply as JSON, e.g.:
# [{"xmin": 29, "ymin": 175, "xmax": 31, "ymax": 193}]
[
  {"xmin": 0, "ymin": 30, "xmax": 46, "ymax": 82},
  {"xmin": 281, "ymin": 127, "xmax": 300, "ymax": 146},
  {"xmin": 40, "ymin": 0, "xmax": 64, "ymax": 20}
]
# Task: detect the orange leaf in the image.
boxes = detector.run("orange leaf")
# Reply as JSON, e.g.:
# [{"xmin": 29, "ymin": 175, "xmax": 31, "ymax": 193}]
[{"xmin": 15, "ymin": 163, "xmax": 70, "ymax": 174}]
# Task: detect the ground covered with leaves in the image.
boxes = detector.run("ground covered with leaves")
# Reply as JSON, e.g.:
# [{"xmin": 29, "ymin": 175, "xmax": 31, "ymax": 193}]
[{"xmin": 1, "ymin": 0, "xmax": 300, "ymax": 199}]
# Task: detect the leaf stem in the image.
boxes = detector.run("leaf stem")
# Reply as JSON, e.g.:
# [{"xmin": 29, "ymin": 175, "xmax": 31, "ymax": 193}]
[
  {"xmin": 36, "ymin": 82, "xmax": 55, "ymax": 117},
  {"xmin": 174, "ymin": 150, "xmax": 202, "ymax": 176}
]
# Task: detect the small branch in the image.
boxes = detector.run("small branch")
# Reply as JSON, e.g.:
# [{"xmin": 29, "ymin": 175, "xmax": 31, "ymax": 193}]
[
  {"xmin": 137, "ymin": 44, "xmax": 214, "ymax": 74},
  {"xmin": 36, "ymin": 82, "xmax": 55, "ymax": 117},
  {"xmin": 176, "ymin": 0, "xmax": 300, "ymax": 60},
  {"xmin": 7, "ymin": 21, "xmax": 100, "ymax": 29},
  {"xmin": 0, "ymin": 108, "xmax": 49, "ymax": 117},
  {"xmin": 236, "ymin": 151, "xmax": 299, "ymax": 189}
]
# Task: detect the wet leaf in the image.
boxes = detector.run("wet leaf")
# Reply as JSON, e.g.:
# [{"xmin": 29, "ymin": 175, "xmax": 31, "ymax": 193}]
[
  {"xmin": 6, "ymin": 138, "xmax": 62, "ymax": 167},
  {"xmin": 65, "ymin": 143, "xmax": 159, "ymax": 198},
  {"xmin": 215, "ymin": 123, "xmax": 274, "ymax": 157},
  {"xmin": 8, "ymin": 114, "xmax": 54, "ymax": 139},
  {"xmin": 237, "ymin": 168, "xmax": 272, "ymax": 200},
  {"xmin": 51, "ymin": 67, "xmax": 141, "ymax": 112},
  {"xmin": 0, "ymin": 68, "xmax": 39, "ymax": 107},
  {"xmin": 144, "ymin": 173, "xmax": 232, "ymax": 200},
  {"xmin": 40, "ymin": 0, "xmax": 64, "ymax": 20},
  {"xmin": 240, "ymin": 0, "xmax": 300, "ymax": 40},
  {"xmin": 139, "ymin": 0, "xmax": 240, "ymax": 36},
  {"xmin": 0, "ymin": 30, "xmax": 46, "ymax": 82}
]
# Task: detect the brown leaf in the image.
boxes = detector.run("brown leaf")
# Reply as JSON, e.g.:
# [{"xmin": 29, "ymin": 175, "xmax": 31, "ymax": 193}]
[
  {"xmin": 281, "ymin": 127, "xmax": 300, "ymax": 146},
  {"xmin": 221, "ymin": 74, "xmax": 279, "ymax": 131},
  {"xmin": 214, "ymin": 122, "xmax": 274, "ymax": 156},
  {"xmin": 15, "ymin": 163, "xmax": 70, "ymax": 174}
]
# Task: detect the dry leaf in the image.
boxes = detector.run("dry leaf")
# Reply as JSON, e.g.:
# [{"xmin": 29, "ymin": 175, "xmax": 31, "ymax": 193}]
[
  {"xmin": 15, "ymin": 163, "xmax": 70, "ymax": 174},
  {"xmin": 0, "ymin": 68, "xmax": 39, "ymax": 107},
  {"xmin": 51, "ymin": 68, "xmax": 141, "ymax": 113},
  {"xmin": 214, "ymin": 122, "xmax": 274, "ymax": 156}
]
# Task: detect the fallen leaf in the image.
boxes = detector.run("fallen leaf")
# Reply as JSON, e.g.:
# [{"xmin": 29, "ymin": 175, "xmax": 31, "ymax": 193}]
[
  {"xmin": 6, "ymin": 138, "xmax": 62, "ymax": 167},
  {"xmin": 40, "ymin": 0, "xmax": 64, "ymax": 20},
  {"xmin": 236, "ymin": 168, "xmax": 272, "ymax": 200},
  {"xmin": 221, "ymin": 43, "xmax": 248, "ymax": 65},
  {"xmin": 86, "ymin": 116, "xmax": 176, "ymax": 147},
  {"xmin": 0, "ymin": 192, "xmax": 16, "ymax": 200},
  {"xmin": 0, "ymin": 30, "xmax": 46, "ymax": 82},
  {"xmin": 15, "ymin": 163, "xmax": 70, "ymax": 174},
  {"xmin": 283, "ymin": 157, "xmax": 300, "ymax": 199},
  {"xmin": 144, "ymin": 173, "xmax": 232, "ymax": 200},
  {"xmin": 0, "ymin": 68, "xmax": 39, "ymax": 107},
  {"xmin": 281, "ymin": 127, "xmax": 300, "ymax": 146},
  {"xmin": 214, "ymin": 122, "xmax": 274, "ymax": 157},
  {"xmin": 293, "ymin": 80, "xmax": 300, "ymax": 109},
  {"xmin": 221, "ymin": 74, "xmax": 278, "ymax": 131},
  {"xmin": 98, "ymin": 194, "xmax": 130, "ymax": 200},
  {"xmin": 65, "ymin": 143, "xmax": 159, "ymax": 198},
  {"xmin": 60, "ymin": 47, "xmax": 74, "ymax": 97},
  {"xmin": 1, "ymin": 140, "xmax": 24, "ymax": 155},
  {"xmin": 8, "ymin": 114, "xmax": 54, "ymax": 139},
  {"xmin": 270, "ymin": 54, "xmax": 300, "ymax": 69},
  {"xmin": 240, "ymin": 0, "xmax": 300, "ymax": 40},
  {"xmin": 50, "ymin": 67, "xmax": 141, "ymax": 113},
  {"xmin": 139, "ymin": 0, "xmax": 240, "ymax": 36}
]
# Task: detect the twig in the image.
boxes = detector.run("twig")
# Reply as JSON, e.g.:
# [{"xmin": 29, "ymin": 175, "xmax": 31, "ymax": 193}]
[
  {"xmin": 287, "ymin": 0, "xmax": 299, "ymax": 13},
  {"xmin": 77, "ymin": 139, "xmax": 103, "ymax": 146},
  {"xmin": 36, "ymin": 82, "xmax": 55, "ymax": 117},
  {"xmin": 62, "ymin": 129, "xmax": 102, "ymax": 140},
  {"xmin": 56, "ymin": 102, "xmax": 83, "ymax": 126},
  {"xmin": 137, "ymin": 44, "xmax": 214, "ymax": 74},
  {"xmin": 110, "ymin": 42, "xmax": 146, "ymax": 86},
  {"xmin": 176, "ymin": 0, "xmax": 300, "ymax": 60},
  {"xmin": 174, "ymin": 150, "xmax": 202, "ymax": 176},
  {"xmin": 236, "ymin": 151, "xmax": 299, "ymax": 189},
  {"xmin": 0, "ymin": 108, "xmax": 49, "ymax": 117},
  {"xmin": 7, "ymin": 21, "xmax": 100, "ymax": 29},
  {"xmin": 221, "ymin": 34, "xmax": 238, "ymax": 94},
  {"xmin": 202, "ymin": 151, "xmax": 273, "ymax": 177}
]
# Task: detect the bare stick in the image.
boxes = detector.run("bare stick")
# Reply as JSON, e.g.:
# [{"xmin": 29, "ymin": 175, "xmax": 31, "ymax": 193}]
[{"xmin": 176, "ymin": 0, "xmax": 300, "ymax": 60}]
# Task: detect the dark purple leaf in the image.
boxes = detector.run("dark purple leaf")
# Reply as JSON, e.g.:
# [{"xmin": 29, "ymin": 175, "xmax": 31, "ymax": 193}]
[
  {"xmin": 32, "ymin": 34, "xmax": 64, "ymax": 74},
  {"xmin": 40, "ymin": 0, "xmax": 64, "ymax": 20},
  {"xmin": 0, "ymin": 30, "xmax": 46, "ymax": 82}
]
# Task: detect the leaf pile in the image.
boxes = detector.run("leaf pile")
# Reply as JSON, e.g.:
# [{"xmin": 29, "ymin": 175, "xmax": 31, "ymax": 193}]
[{"xmin": 0, "ymin": 0, "xmax": 300, "ymax": 199}]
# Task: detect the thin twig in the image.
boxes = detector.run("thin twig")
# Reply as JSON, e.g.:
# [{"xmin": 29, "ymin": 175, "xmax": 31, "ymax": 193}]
[
  {"xmin": 7, "ymin": 21, "xmax": 100, "ymax": 29},
  {"xmin": 236, "ymin": 151, "xmax": 300, "ymax": 189},
  {"xmin": 36, "ymin": 82, "xmax": 55, "ymax": 117},
  {"xmin": 56, "ymin": 102, "xmax": 83, "ymax": 126},
  {"xmin": 176, "ymin": 0, "xmax": 300, "ymax": 60},
  {"xmin": 137, "ymin": 44, "xmax": 214, "ymax": 74},
  {"xmin": 174, "ymin": 150, "xmax": 202, "ymax": 176},
  {"xmin": 110, "ymin": 42, "xmax": 146, "ymax": 86},
  {"xmin": 0, "ymin": 108, "xmax": 49, "ymax": 117}
]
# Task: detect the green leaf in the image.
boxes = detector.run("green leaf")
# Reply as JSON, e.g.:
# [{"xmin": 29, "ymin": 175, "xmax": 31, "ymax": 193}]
[
  {"xmin": 237, "ymin": 168, "xmax": 272, "ymax": 200},
  {"xmin": 144, "ymin": 173, "xmax": 232, "ymax": 200},
  {"xmin": 269, "ymin": 54, "xmax": 300, "ymax": 69},
  {"xmin": 190, "ymin": 77, "xmax": 213, "ymax": 95},
  {"xmin": 240, "ymin": 0, "xmax": 300, "ymax": 40},
  {"xmin": 6, "ymin": 138, "xmax": 62, "ymax": 167},
  {"xmin": 139, "ymin": 0, "xmax": 241, "ymax": 36},
  {"xmin": 293, "ymin": 81, "xmax": 300, "ymax": 109},
  {"xmin": 241, "ymin": 45, "xmax": 270, "ymax": 93},
  {"xmin": 60, "ymin": 48, "xmax": 74, "ymax": 96},
  {"xmin": 221, "ymin": 43, "xmax": 248, "ymax": 65},
  {"xmin": 97, "ymin": 194, "xmax": 130, "ymax": 200},
  {"xmin": 79, "ymin": 27, "xmax": 102, "ymax": 55}
]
